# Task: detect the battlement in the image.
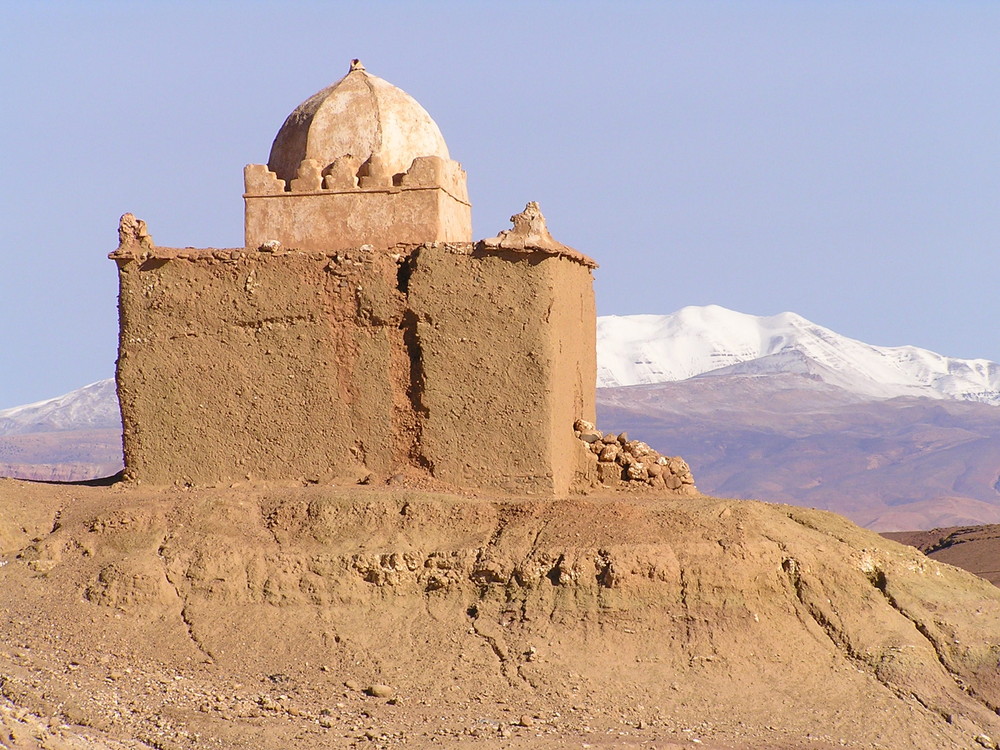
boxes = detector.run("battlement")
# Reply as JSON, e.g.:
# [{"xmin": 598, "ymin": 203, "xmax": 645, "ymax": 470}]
[{"xmin": 244, "ymin": 155, "xmax": 469, "ymax": 204}]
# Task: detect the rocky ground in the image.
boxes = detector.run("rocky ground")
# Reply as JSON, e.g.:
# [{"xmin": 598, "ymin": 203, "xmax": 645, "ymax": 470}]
[{"xmin": 2, "ymin": 478, "xmax": 1000, "ymax": 750}]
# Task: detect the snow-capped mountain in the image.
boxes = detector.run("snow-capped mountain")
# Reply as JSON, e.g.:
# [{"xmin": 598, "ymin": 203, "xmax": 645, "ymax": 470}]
[
  {"xmin": 0, "ymin": 379, "xmax": 120, "ymax": 436},
  {"xmin": 597, "ymin": 305, "xmax": 1000, "ymax": 405}
]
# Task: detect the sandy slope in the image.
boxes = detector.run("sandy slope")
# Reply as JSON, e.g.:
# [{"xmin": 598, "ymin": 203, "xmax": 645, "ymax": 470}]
[{"xmin": 2, "ymin": 479, "xmax": 1000, "ymax": 749}]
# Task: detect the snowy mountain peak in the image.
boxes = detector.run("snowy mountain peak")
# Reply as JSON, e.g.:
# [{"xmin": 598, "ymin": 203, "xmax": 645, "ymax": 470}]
[
  {"xmin": 0, "ymin": 379, "xmax": 120, "ymax": 436},
  {"xmin": 597, "ymin": 306, "xmax": 1000, "ymax": 404}
]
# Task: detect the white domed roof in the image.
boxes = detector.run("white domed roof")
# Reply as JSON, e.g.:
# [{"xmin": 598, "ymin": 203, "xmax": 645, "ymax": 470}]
[{"xmin": 267, "ymin": 60, "xmax": 451, "ymax": 184}]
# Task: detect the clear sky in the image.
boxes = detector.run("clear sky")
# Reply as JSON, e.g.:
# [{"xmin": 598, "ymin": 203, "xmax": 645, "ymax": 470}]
[{"xmin": 2, "ymin": 1, "xmax": 999, "ymax": 408}]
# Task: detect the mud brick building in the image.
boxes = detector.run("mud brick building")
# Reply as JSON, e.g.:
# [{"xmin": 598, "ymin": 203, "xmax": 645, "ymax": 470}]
[{"xmin": 111, "ymin": 61, "xmax": 598, "ymax": 493}]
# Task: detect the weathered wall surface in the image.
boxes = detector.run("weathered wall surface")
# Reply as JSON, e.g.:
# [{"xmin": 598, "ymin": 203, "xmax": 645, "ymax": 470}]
[
  {"xmin": 545, "ymin": 255, "xmax": 598, "ymax": 492},
  {"xmin": 114, "ymin": 247, "xmax": 413, "ymax": 485},
  {"xmin": 114, "ymin": 237, "xmax": 596, "ymax": 493},
  {"xmin": 408, "ymin": 246, "xmax": 596, "ymax": 495}
]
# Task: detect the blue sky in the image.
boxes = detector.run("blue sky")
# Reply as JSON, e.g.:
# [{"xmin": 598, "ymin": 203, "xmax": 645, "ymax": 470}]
[{"xmin": 2, "ymin": 1, "xmax": 999, "ymax": 407}]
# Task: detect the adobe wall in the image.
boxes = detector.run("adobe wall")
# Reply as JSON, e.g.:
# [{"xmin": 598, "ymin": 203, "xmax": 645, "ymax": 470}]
[
  {"xmin": 113, "ymin": 243, "xmax": 412, "ymax": 485},
  {"xmin": 545, "ymin": 254, "xmax": 599, "ymax": 492},
  {"xmin": 407, "ymin": 245, "xmax": 596, "ymax": 495},
  {"xmin": 112, "ymin": 220, "xmax": 596, "ymax": 493}
]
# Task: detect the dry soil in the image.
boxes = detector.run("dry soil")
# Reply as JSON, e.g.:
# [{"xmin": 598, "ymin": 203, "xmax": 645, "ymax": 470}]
[{"xmin": 2, "ymin": 478, "xmax": 1000, "ymax": 750}]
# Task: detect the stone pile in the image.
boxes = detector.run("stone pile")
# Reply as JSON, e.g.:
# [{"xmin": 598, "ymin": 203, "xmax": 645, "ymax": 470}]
[{"xmin": 574, "ymin": 419, "xmax": 696, "ymax": 493}]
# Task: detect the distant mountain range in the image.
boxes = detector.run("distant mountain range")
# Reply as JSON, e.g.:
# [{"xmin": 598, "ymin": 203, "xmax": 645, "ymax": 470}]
[
  {"xmin": 0, "ymin": 379, "xmax": 119, "ymax": 436},
  {"xmin": 598, "ymin": 305, "xmax": 1000, "ymax": 404},
  {"xmin": 593, "ymin": 306, "xmax": 1000, "ymax": 531},
  {"xmin": 598, "ymin": 377, "xmax": 1000, "ymax": 531},
  {"xmin": 4, "ymin": 306, "xmax": 1000, "ymax": 530}
]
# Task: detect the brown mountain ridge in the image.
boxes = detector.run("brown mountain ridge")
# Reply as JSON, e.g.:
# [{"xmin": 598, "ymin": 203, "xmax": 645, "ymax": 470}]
[
  {"xmin": 597, "ymin": 376, "xmax": 1000, "ymax": 531},
  {"xmin": 884, "ymin": 525, "xmax": 1000, "ymax": 588}
]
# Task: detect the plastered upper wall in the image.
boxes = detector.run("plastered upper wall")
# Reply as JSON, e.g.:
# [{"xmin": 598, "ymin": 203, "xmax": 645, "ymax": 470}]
[{"xmin": 244, "ymin": 155, "xmax": 471, "ymax": 253}]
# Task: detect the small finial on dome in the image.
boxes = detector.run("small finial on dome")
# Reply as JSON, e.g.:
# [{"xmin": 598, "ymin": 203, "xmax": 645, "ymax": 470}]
[{"xmin": 350, "ymin": 59, "xmax": 365, "ymax": 72}]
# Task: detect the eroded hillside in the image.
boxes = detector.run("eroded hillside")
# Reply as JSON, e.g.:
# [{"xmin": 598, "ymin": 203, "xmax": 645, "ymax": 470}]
[{"xmin": 2, "ymin": 479, "xmax": 1000, "ymax": 749}]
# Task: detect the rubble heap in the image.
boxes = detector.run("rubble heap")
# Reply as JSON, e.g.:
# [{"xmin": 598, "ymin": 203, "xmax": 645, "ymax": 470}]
[{"xmin": 574, "ymin": 419, "xmax": 697, "ymax": 493}]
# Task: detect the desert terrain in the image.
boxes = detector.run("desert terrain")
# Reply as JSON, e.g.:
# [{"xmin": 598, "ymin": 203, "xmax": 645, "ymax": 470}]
[{"xmin": 2, "ymin": 478, "xmax": 1000, "ymax": 749}]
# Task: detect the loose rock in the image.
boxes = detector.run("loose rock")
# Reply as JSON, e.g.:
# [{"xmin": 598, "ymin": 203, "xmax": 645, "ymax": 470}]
[
  {"xmin": 626, "ymin": 463, "xmax": 647, "ymax": 481},
  {"xmin": 573, "ymin": 420, "xmax": 695, "ymax": 492},
  {"xmin": 365, "ymin": 684, "xmax": 395, "ymax": 699},
  {"xmin": 598, "ymin": 445, "xmax": 619, "ymax": 463}
]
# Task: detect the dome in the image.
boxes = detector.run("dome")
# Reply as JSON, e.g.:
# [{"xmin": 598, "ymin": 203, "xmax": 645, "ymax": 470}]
[{"xmin": 267, "ymin": 60, "xmax": 451, "ymax": 185}]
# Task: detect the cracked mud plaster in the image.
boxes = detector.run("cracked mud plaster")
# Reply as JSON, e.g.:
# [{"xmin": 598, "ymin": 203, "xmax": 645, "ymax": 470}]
[{"xmin": 115, "ymin": 241, "xmax": 596, "ymax": 494}]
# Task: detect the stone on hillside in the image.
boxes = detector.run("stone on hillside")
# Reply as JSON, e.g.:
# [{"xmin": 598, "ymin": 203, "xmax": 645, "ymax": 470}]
[
  {"xmin": 667, "ymin": 457, "xmax": 689, "ymax": 476},
  {"xmin": 626, "ymin": 463, "xmax": 647, "ymax": 481},
  {"xmin": 365, "ymin": 684, "xmax": 394, "ymax": 699},
  {"xmin": 571, "ymin": 420, "xmax": 696, "ymax": 492}
]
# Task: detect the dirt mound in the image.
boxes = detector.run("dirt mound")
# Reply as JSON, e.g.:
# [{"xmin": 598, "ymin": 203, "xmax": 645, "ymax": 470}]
[{"xmin": 2, "ymin": 478, "xmax": 1000, "ymax": 749}]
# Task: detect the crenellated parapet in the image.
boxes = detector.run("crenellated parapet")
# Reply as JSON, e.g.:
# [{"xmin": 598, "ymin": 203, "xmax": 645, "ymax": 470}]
[
  {"xmin": 243, "ymin": 164, "xmax": 285, "ymax": 196},
  {"xmin": 244, "ymin": 154, "xmax": 469, "ymax": 205},
  {"xmin": 398, "ymin": 156, "xmax": 469, "ymax": 204}
]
